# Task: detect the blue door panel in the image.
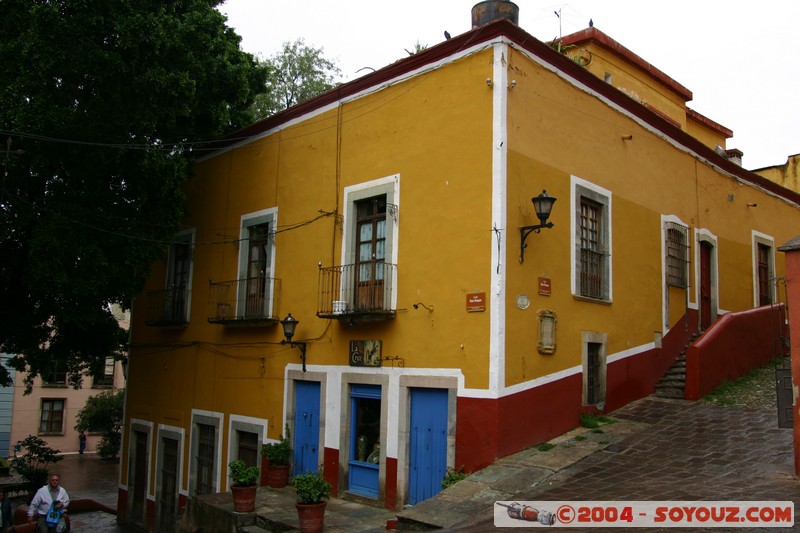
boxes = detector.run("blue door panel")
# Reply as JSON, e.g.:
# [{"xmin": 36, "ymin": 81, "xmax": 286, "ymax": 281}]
[
  {"xmin": 408, "ymin": 387, "xmax": 448, "ymax": 505},
  {"xmin": 294, "ymin": 380, "xmax": 320, "ymax": 476},
  {"xmin": 348, "ymin": 384, "xmax": 381, "ymax": 498}
]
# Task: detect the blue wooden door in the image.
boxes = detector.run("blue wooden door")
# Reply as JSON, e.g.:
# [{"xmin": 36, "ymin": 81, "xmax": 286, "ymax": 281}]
[
  {"xmin": 408, "ymin": 387, "xmax": 448, "ymax": 505},
  {"xmin": 294, "ymin": 380, "xmax": 320, "ymax": 476},
  {"xmin": 348, "ymin": 384, "xmax": 381, "ymax": 498}
]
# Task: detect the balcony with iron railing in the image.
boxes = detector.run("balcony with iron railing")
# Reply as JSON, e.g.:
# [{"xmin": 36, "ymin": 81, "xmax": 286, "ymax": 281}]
[
  {"xmin": 317, "ymin": 262, "xmax": 397, "ymax": 322},
  {"xmin": 143, "ymin": 287, "xmax": 191, "ymax": 327},
  {"xmin": 207, "ymin": 276, "xmax": 281, "ymax": 326}
]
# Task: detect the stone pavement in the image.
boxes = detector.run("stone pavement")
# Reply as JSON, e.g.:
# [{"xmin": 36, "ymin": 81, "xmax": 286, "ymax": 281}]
[
  {"xmin": 20, "ymin": 395, "xmax": 800, "ymax": 532},
  {"xmin": 7, "ymin": 453, "xmax": 142, "ymax": 532},
  {"xmin": 433, "ymin": 397, "xmax": 800, "ymax": 532}
]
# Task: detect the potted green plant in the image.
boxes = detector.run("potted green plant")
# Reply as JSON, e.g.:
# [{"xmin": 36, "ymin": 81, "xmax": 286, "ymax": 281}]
[
  {"xmin": 228, "ymin": 459, "xmax": 260, "ymax": 512},
  {"xmin": 293, "ymin": 469, "xmax": 331, "ymax": 533},
  {"xmin": 261, "ymin": 425, "xmax": 292, "ymax": 488}
]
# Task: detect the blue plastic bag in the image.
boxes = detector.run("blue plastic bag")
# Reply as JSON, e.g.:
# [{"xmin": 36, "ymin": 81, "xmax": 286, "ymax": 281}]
[{"xmin": 46, "ymin": 502, "xmax": 63, "ymax": 527}]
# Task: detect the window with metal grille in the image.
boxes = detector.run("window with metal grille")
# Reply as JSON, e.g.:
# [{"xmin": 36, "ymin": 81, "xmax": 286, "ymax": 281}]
[
  {"xmin": 39, "ymin": 399, "xmax": 65, "ymax": 434},
  {"xmin": 586, "ymin": 343, "xmax": 603, "ymax": 405},
  {"xmin": 158, "ymin": 437, "xmax": 179, "ymax": 532},
  {"xmin": 757, "ymin": 243, "xmax": 772, "ymax": 305},
  {"xmin": 237, "ymin": 430, "xmax": 259, "ymax": 468},
  {"xmin": 579, "ymin": 199, "xmax": 603, "ymax": 298},
  {"xmin": 195, "ymin": 423, "xmax": 215, "ymax": 496},
  {"xmin": 665, "ymin": 222, "xmax": 689, "ymax": 287}
]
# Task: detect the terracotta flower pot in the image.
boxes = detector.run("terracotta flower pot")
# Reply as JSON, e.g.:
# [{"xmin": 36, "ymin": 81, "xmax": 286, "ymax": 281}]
[
  {"xmin": 296, "ymin": 501, "xmax": 326, "ymax": 533},
  {"xmin": 267, "ymin": 464, "xmax": 290, "ymax": 488},
  {"xmin": 231, "ymin": 484, "xmax": 257, "ymax": 512}
]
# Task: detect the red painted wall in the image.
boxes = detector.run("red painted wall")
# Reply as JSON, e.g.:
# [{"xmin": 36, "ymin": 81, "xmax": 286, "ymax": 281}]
[
  {"xmin": 455, "ymin": 321, "xmax": 694, "ymax": 471},
  {"xmin": 781, "ymin": 248, "xmax": 800, "ymax": 475},
  {"xmin": 685, "ymin": 305, "xmax": 788, "ymax": 400},
  {"xmin": 384, "ymin": 457, "xmax": 397, "ymax": 510},
  {"xmin": 323, "ymin": 447, "xmax": 339, "ymax": 498}
]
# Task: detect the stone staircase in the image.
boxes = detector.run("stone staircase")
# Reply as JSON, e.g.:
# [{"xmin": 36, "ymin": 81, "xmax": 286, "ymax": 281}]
[
  {"xmin": 654, "ymin": 334, "xmax": 699, "ymax": 399},
  {"xmin": 654, "ymin": 353, "xmax": 687, "ymax": 399}
]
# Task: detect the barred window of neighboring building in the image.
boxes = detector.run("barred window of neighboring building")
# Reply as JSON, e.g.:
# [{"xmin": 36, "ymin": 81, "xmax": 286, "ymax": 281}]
[{"xmin": 665, "ymin": 222, "xmax": 689, "ymax": 288}]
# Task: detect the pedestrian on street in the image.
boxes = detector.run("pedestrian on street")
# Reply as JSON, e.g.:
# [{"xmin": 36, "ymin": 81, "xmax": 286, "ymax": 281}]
[
  {"xmin": 78, "ymin": 431, "xmax": 86, "ymax": 455},
  {"xmin": 27, "ymin": 473, "xmax": 69, "ymax": 533},
  {"xmin": 0, "ymin": 490, "xmax": 12, "ymax": 532}
]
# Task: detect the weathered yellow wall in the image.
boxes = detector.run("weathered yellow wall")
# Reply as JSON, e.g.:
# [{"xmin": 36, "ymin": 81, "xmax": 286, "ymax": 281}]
[
  {"xmin": 124, "ymin": 50, "xmax": 498, "ymax": 487},
  {"xmin": 754, "ymin": 154, "xmax": 800, "ymax": 193},
  {"xmin": 686, "ymin": 117, "xmax": 728, "ymax": 151},
  {"xmin": 502, "ymin": 46, "xmax": 794, "ymax": 387},
  {"xmin": 569, "ymin": 42, "xmax": 687, "ymax": 129}
]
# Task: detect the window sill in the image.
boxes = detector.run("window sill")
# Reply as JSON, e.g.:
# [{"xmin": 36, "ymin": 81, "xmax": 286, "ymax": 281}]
[
  {"xmin": 41, "ymin": 384, "xmax": 68, "ymax": 388},
  {"xmin": 573, "ymin": 294, "xmax": 612, "ymax": 305},
  {"xmin": 38, "ymin": 432, "xmax": 65, "ymax": 436}
]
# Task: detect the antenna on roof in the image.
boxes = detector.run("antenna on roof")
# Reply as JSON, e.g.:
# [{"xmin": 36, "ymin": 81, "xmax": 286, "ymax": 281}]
[{"xmin": 554, "ymin": 8, "xmax": 562, "ymax": 39}]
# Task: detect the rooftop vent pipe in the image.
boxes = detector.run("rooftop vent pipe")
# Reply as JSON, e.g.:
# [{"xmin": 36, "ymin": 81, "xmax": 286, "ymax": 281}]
[{"xmin": 471, "ymin": 0, "xmax": 519, "ymax": 28}]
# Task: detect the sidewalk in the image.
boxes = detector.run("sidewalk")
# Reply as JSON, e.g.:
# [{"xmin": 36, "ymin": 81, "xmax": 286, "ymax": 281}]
[{"xmin": 48, "ymin": 395, "xmax": 800, "ymax": 531}]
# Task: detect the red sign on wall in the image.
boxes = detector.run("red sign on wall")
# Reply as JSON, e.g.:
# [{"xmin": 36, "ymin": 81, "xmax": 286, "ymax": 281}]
[
  {"xmin": 538, "ymin": 277, "xmax": 552, "ymax": 296},
  {"xmin": 466, "ymin": 292, "xmax": 486, "ymax": 312}
]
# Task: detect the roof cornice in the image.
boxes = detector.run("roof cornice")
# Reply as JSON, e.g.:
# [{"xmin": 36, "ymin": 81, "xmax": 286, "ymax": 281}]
[{"xmin": 209, "ymin": 18, "xmax": 800, "ymax": 207}]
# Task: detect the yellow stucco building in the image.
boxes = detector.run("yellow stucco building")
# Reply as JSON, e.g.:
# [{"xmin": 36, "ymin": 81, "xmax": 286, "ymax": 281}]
[{"xmin": 118, "ymin": 10, "xmax": 800, "ymax": 530}]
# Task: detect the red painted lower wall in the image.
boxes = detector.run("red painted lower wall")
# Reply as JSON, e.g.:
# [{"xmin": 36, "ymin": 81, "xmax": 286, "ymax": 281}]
[
  {"xmin": 323, "ymin": 447, "xmax": 339, "ymax": 498},
  {"xmin": 384, "ymin": 457, "xmax": 397, "ymax": 510},
  {"xmin": 455, "ymin": 320, "xmax": 695, "ymax": 471},
  {"xmin": 685, "ymin": 305, "xmax": 788, "ymax": 400}
]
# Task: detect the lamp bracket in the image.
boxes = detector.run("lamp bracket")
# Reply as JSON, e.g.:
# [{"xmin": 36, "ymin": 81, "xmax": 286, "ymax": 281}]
[
  {"xmin": 282, "ymin": 340, "xmax": 308, "ymax": 372},
  {"xmin": 519, "ymin": 222, "xmax": 554, "ymax": 263}
]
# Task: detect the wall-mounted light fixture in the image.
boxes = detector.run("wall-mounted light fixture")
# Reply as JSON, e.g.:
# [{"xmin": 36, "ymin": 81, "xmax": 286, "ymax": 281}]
[
  {"xmin": 519, "ymin": 190, "xmax": 556, "ymax": 263},
  {"xmin": 280, "ymin": 313, "xmax": 308, "ymax": 372}
]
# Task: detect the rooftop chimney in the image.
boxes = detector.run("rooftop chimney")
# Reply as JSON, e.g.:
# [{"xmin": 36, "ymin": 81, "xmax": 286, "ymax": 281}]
[{"xmin": 471, "ymin": 0, "xmax": 519, "ymax": 28}]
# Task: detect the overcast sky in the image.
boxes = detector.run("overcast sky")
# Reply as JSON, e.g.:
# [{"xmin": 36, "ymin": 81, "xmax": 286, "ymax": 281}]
[{"xmin": 219, "ymin": 1, "xmax": 799, "ymax": 170}]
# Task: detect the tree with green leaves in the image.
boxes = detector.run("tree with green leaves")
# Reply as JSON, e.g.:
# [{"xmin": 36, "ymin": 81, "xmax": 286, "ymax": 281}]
[
  {"xmin": 251, "ymin": 38, "xmax": 342, "ymax": 120},
  {"xmin": 0, "ymin": 1, "xmax": 267, "ymax": 389},
  {"xmin": 11, "ymin": 435, "xmax": 62, "ymax": 493},
  {"xmin": 75, "ymin": 388, "xmax": 125, "ymax": 460}
]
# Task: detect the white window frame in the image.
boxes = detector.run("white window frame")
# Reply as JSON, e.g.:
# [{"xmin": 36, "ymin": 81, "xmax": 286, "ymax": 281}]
[
  {"xmin": 226, "ymin": 414, "xmax": 268, "ymax": 491},
  {"xmin": 571, "ymin": 176, "xmax": 612, "ymax": 302},
  {"xmin": 237, "ymin": 208, "xmax": 277, "ymax": 319},
  {"xmin": 752, "ymin": 231, "xmax": 776, "ymax": 307},
  {"xmin": 188, "ymin": 410, "xmax": 223, "ymax": 497},
  {"xmin": 340, "ymin": 175, "xmax": 400, "ymax": 309}
]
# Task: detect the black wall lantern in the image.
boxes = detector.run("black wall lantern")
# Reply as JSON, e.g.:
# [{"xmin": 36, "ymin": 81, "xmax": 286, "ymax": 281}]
[
  {"xmin": 519, "ymin": 190, "xmax": 556, "ymax": 263},
  {"xmin": 280, "ymin": 313, "xmax": 308, "ymax": 372}
]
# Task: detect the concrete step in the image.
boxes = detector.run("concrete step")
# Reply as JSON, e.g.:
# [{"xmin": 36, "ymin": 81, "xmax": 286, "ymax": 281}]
[{"xmin": 654, "ymin": 386, "xmax": 685, "ymax": 399}]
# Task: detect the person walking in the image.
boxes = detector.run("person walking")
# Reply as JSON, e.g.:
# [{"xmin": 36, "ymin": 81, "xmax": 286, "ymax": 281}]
[
  {"xmin": 27, "ymin": 473, "xmax": 69, "ymax": 533},
  {"xmin": 78, "ymin": 431, "xmax": 86, "ymax": 455}
]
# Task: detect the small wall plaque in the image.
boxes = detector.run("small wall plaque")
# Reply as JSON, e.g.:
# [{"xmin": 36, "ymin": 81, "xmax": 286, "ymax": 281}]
[
  {"xmin": 349, "ymin": 340, "xmax": 382, "ymax": 367},
  {"xmin": 466, "ymin": 292, "xmax": 486, "ymax": 312},
  {"xmin": 538, "ymin": 277, "xmax": 552, "ymax": 296}
]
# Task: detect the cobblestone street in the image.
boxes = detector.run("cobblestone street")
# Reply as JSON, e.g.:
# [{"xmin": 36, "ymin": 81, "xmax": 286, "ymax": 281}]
[{"xmin": 15, "ymin": 453, "xmax": 141, "ymax": 532}]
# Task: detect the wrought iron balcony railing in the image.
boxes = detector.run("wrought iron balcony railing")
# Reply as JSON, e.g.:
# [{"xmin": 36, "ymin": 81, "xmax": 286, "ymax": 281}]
[
  {"xmin": 207, "ymin": 276, "xmax": 280, "ymax": 325},
  {"xmin": 317, "ymin": 262, "xmax": 397, "ymax": 321},
  {"xmin": 143, "ymin": 287, "xmax": 191, "ymax": 327}
]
